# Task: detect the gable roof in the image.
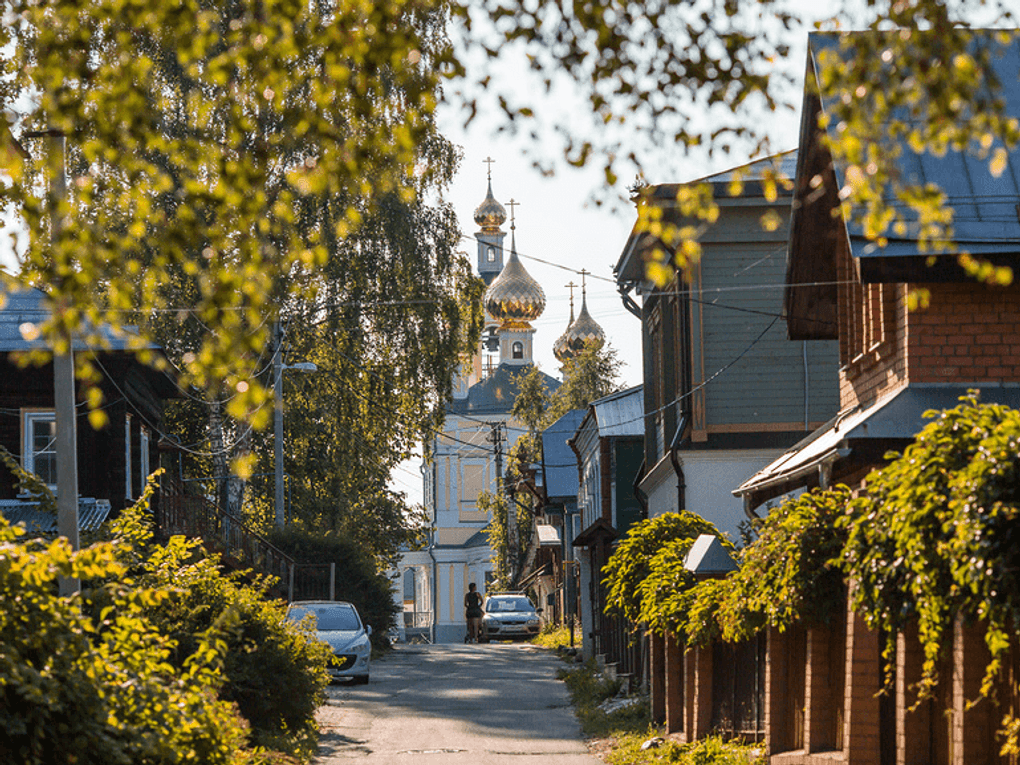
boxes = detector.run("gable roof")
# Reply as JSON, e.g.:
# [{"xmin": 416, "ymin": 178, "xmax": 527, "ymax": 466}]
[
  {"xmin": 0, "ymin": 283, "xmax": 158, "ymax": 353},
  {"xmin": 787, "ymin": 30, "xmax": 1020, "ymax": 339},
  {"xmin": 541, "ymin": 408, "xmax": 585, "ymax": 502},
  {"xmin": 448, "ymin": 362, "xmax": 560, "ymax": 416},
  {"xmin": 809, "ymin": 30, "xmax": 1020, "ymax": 260},
  {"xmin": 590, "ymin": 385, "xmax": 644, "ymax": 438},
  {"xmin": 616, "ymin": 151, "xmax": 798, "ymax": 286}
]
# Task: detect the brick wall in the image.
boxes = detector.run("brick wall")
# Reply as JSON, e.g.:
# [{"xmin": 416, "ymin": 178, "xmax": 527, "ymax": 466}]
[
  {"xmin": 838, "ymin": 277, "xmax": 1020, "ymax": 412},
  {"xmin": 908, "ymin": 281, "xmax": 1020, "ymax": 384}
]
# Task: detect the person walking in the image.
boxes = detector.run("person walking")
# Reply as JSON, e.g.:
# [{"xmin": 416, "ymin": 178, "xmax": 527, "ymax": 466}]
[{"xmin": 464, "ymin": 583, "xmax": 483, "ymax": 643}]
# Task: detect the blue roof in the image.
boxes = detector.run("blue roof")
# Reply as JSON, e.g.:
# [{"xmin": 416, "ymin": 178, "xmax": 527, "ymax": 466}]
[
  {"xmin": 448, "ymin": 363, "xmax": 560, "ymax": 416},
  {"xmin": 809, "ymin": 30, "xmax": 1020, "ymax": 258},
  {"xmin": 0, "ymin": 282, "xmax": 155, "ymax": 352},
  {"xmin": 591, "ymin": 385, "xmax": 644, "ymax": 438},
  {"xmin": 1, "ymin": 498, "xmax": 112, "ymax": 534},
  {"xmin": 541, "ymin": 409, "xmax": 585, "ymax": 501}
]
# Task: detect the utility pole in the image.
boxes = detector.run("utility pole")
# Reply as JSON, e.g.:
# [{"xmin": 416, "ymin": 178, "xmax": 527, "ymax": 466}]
[
  {"xmin": 274, "ymin": 320, "xmax": 285, "ymax": 527},
  {"xmin": 487, "ymin": 421, "xmax": 508, "ymax": 581},
  {"xmin": 27, "ymin": 129, "xmax": 79, "ymax": 596}
]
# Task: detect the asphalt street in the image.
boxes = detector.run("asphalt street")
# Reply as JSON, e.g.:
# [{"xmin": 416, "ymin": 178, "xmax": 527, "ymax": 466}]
[{"xmin": 314, "ymin": 643, "xmax": 603, "ymax": 764}]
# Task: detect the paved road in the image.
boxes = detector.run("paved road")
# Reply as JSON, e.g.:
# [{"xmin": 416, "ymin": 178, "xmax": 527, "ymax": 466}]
[{"xmin": 314, "ymin": 643, "xmax": 603, "ymax": 764}]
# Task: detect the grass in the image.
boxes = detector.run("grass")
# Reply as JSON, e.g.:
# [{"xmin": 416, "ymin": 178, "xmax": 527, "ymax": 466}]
[
  {"xmin": 557, "ymin": 659, "xmax": 650, "ymax": 739},
  {"xmin": 554, "ymin": 658, "xmax": 764, "ymax": 765},
  {"xmin": 530, "ymin": 623, "xmax": 581, "ymax": 650},
  {"xmin": 604, "ymin": 733, "xmax": 765, "ymax": 765}
]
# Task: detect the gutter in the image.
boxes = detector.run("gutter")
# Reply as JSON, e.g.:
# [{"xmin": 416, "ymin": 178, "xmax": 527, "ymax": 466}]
[{"xmin": 740, "ymin": 443, "xmax": 850, "ymax": 520}]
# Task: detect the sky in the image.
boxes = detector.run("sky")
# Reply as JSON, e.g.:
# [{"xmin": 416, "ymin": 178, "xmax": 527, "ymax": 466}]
[{"xmin": 385, "ymin": 7, "xmax": 830, "ymax": 501}]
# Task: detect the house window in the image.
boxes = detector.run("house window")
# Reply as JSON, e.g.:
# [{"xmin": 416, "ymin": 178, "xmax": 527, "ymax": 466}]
[
  {"xmin": 23, "ymin": 410, "xmax": 57, "ymax": 491},
  {"xmin": 125, "ymin": 414, "xmax": 133, "ymax": 499},
  {"xmin": 512, "ymin": 341, "xmax": 524, "ymax": 359}
]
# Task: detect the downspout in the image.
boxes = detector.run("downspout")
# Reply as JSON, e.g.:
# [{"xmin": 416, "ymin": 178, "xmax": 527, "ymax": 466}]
[
  {"xmin": 803, "ymin": 341, "xmax": 810, "ymax": 431},
  {"xmin": 632, "ymin": 457, "xmax": 648, "ymax": 520},
  {"xmin": 668, "ymin": 414, "xmax": 689, "ymax": 512},
  {"xmin": 423, "ymin": 459, "xmax": 438, "ymax": 644}
]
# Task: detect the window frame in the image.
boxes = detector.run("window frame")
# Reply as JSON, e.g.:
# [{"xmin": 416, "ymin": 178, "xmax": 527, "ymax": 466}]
[{"xmin": 22, "ymin": 409, "xmax": 58, "ymax": 493}]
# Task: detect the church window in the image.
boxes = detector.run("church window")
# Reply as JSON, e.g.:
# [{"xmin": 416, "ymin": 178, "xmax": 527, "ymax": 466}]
[
  {"xmin": 487, "ymin": 246, "xmax": 496, "ymax": 262},
  {"xmin": 512, "ymin": 341, "xmax": 524, "ymax": 359}
]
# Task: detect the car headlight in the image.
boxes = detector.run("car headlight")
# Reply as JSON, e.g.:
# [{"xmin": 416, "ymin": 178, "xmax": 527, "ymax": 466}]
[
  {"xmin": 352, "ymin": 639, "xmax": 371, "ymax": 656},
  {"xmin": 527, "ymin": 618, "xmax": 539, "ymax": 625}
]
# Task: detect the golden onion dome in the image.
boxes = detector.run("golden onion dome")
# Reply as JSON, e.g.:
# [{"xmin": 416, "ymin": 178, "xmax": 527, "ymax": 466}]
[
  {"xmin": 555, "ymin": 293, "xmax": 604, "ymax": 361},
  {"xmin": 484, "ymin": 235, "xmax": 545, "ymax": 328},
  {"xmin": 553, "ymin": 301, "xmax": 577, "ymax": 364},
  {"xmin": 473, "ymin": 178, "xmax": 507, "ymax": 232}
]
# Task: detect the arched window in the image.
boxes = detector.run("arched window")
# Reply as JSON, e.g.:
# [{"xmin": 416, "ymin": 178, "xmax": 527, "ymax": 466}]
[
  {"xmin": 512, "ymin": 341, "xmax": 524, "ymax": 359},
  {"xmin": 487, "ymin": 246, "xmax": 497, "ymax": 262}
]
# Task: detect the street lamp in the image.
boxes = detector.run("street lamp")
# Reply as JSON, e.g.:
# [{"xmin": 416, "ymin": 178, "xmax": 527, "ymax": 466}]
[{"xmin": 274, "ymin": 349, "xmax": 316, "ymax": 528}]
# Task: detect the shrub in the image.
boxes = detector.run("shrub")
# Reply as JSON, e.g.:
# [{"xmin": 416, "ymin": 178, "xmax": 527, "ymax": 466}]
[
  {"xmin": 108, "ymin": 506, "xmax": 330, "ymax": 759},
  {"xmin": 0, "ymin": 516, "xmax": 256, "ymax": 765},
  {"xmin": 603, "ymin": 511, "xmax": 730, "ymax": 628}
]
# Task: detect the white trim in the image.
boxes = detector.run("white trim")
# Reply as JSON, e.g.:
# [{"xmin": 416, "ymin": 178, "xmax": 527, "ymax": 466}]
[
  {"xmin": 125, "ymin": 413, "xmax": 133, "ymax": 499},
  {"xmin": 22, "ymin": 409, "xmax": 57, "ymax": 492},
  {"xmin": 139, "ymin": 425, "xmax": 150, "ymax": 492}
]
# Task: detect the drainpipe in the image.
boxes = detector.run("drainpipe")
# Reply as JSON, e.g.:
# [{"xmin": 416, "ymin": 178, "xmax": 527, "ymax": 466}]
[
  {"xmin": 803, "ymin": 341, "xmax": 810, "ymax": 431},
  {"xmin": 423, "ymin": 459, "xmax": 438, "ymax": 644},
  {"xmin": 632, "ymin": 457, "xmax": 648, "ymax": 520},
  {"xmin": 668, "ymin": 415, "xmax": 689, "ymax": 512}
]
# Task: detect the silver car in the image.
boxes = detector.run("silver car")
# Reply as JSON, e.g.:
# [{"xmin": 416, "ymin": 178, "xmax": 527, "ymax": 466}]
[
  {"xmin": 480, "ymin": 594, "xmax": 542, "ymax": 642},
  {"xmin": 286, "ymin": 601, "xmax": 372, "ymax": 684}
]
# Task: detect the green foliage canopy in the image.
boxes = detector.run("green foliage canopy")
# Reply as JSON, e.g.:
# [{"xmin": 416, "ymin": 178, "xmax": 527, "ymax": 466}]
[
  {"xmin": 602, "ymin": 511, "xmax": 727, "ymax": 627},
  {"xmin": 0, "ymin": 515, "xmax": 257, "ymax": 764},
  {"xmin": 839, "ymin": 393, "xmax": 1020, "ymax": 702},
  {"xmin": 682, "ymin": 486, "xmax": 851, "ymax": 646}
]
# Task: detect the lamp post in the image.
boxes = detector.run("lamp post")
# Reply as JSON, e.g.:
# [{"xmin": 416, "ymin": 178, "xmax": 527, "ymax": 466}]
[{"xmin": 273, "ymin": 323, "xmax": 316, "ymax": 527}]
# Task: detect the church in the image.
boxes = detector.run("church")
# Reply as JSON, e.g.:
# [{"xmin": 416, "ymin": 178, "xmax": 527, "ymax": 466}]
[{"xmin": 393, "ymin": 168, "xmax": 603, "ymax": 644}]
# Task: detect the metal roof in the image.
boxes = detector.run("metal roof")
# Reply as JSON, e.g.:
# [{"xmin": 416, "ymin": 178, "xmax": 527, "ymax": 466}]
[
  {"xmin": 541, "ymin": 409, "xmax": 584, "ymax": 501},
  {"xmin": 591, "ymin": 385, "xmax": 644, "ymax": 439},
  {"xmin": 0, "ymin": 282, "xmax": 157, "ymax": 352},
  {"xmin": 615, "ymin": 151, "xmax": 798, "ymax": 285},
  {"xmin": 0, "ymin": 497, "xmax": 112, "ymax": 534},
  {"xmin": 448, "ymin": 363, "xmax": 561, "ymax": 416},
  {"xmin": 735, "ymin": 382, "xmax": 1020, "ymax": 503},
  {"xmin": 809, "ymin": 30, "xmax": 1020, "ymax": 259},
  {"xmin": 683, "ymin": 534, "xmax": 738, "ymax": 575}
]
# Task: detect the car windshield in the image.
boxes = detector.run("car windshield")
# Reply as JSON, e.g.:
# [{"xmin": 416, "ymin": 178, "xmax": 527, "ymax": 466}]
[
  {"xmin": 486, "ymin": 596, "xmax": 533, "ymax": 613},
  {"xmin": 289, "ymin": 604, "xmax": 361, "ymax": 631}
]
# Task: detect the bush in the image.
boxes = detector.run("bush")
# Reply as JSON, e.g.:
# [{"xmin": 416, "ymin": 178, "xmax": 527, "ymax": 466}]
[
  {"xmin": 0, "ymin": 516, "xmax": 257, "ymax": 765},
  {"xmin": 108, "ymin": 506, "xmax": 330, "ymax": 759}
]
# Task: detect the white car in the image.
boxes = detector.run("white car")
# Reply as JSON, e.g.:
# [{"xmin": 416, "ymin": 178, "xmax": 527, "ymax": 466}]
[
  {"xmin": 286, "ymin": 601, "xmax": 372, "ymax": 684},
  {"xmin": 480, "ymin": 594, "xmax": 542, "ymax": 642}
]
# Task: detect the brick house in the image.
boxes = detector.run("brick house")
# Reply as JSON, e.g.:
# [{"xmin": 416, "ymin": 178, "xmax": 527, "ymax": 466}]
[{"xmin": 728, "ymin": 30, "xmax": 1020, "ymax": 765}]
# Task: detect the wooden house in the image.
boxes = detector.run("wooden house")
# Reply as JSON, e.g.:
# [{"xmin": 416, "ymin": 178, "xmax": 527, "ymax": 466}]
[
  {"xmin": 0, "ymin": 283, "xmax": 178, "ymax": 530},
  {"xmin": 615, "ymin": 150, "xmax": 840, "ymax": 544},
  {"xmin": 569, "ymin": 385, "xmax": 644, "ymax": 670}
]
